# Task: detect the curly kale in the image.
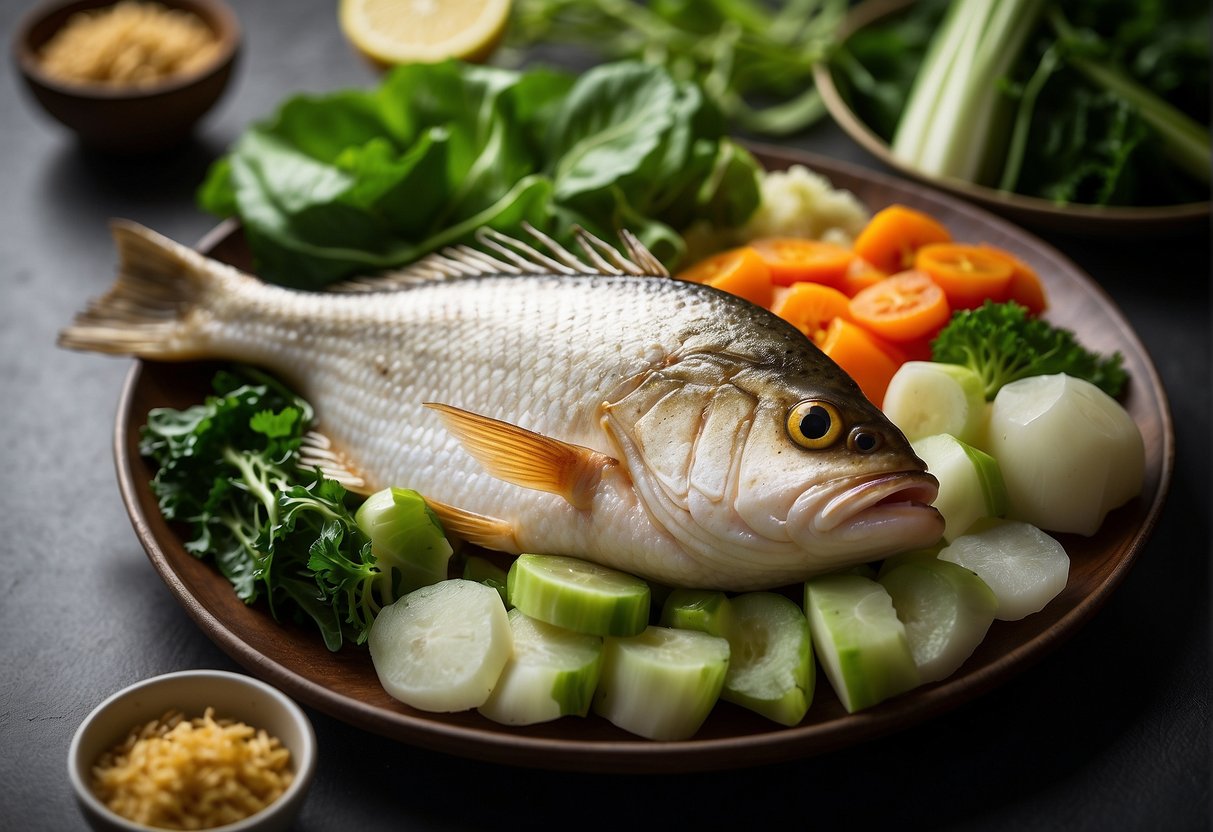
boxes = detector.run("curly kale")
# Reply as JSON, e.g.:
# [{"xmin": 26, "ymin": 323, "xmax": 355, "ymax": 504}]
[
  {"xmin": 139, "ymin": 367, "xmax": 388, "ymax": 650},
  {"xmin": 930, "ymin": 301, "xmax": 1128, "ymax": 400}
]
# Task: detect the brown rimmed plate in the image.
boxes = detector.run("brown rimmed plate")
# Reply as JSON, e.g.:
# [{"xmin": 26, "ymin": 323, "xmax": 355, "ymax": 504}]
[
  {"xmin": 812, "ymin": 0, "xmax": 1211, "ymax": 236},
  {"xmin": 113, "ymin": 148, "xmax": 1173, "ymax": 773}
]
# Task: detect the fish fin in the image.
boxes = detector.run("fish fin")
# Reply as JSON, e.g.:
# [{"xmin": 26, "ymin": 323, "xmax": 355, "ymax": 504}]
[
  {"xmin": 425, "ymin": 402, "xmax": 618, "ymax": 511},
  {"xmin": 298, "ymin": 430, "xmax": 375, "ymax": 496},
  {"xmin": 326, "ymin": 224, "xmax": 667, "ymax": 294},
  {"xmin": 57, "ymin": 220, "xmax": 246, "ymax": 358},
  {"xmin": 423, "ymin": 497, "xmax": 520, "ymax": 552}
]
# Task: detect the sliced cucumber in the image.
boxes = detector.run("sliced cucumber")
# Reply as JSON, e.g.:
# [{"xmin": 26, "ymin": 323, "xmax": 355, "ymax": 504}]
[
  {"xmin": 507, "ymin": 554, "xmax": 650, "ymax": 637},
  {"xmin": 879, "ymin": 560, "xmax": 998, "ymax": 683},
  {"xmin": 368, "ymin": 579, "xmax": 512, "ymax": 713},
  {"xmin": 593, "ymin": 626, "xmax": 730, "ymax": 740},
  {"xmin": 478, "ymin": 609, "xmax": 603, "ymax": 726},
  {"xmin": 355, "ymin": 487, "xmax": 453, "ymax": 600},
  {"xmin": 882, "ymin": 361, "xmax": 988, "ymax": 446},
  {"xmin": 720, "ymin": 592, "xmax": 814, "ymax": 727},
  {"xmin": 939, "ymin": 518, "xmax": 1069, "ymax": 621},
  {"xmin": 912, "ymin": 433, "xmax": 1008, "ymax": 541},
  {"xmin": 659, "ymin": 589, "xmax": 735, "ymax": 638},
  {"xmin": 876, "ymin": 545, "xmax": 943, "ymax": 579},
  {"xmin": 462, "ymin": 554, "xmax": 509, "ymax": 605},
  {"xmin": 803, "ymin": 574, "xmax": 920, "ymax": 713}
]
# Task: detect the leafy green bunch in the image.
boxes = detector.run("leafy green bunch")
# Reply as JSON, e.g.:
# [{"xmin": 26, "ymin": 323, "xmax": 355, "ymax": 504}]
[
  {"xmin": 198, "ymin": 60, "xmax": 762, "ymax": 289},
  {"xmin": 140, "ymin": 368, "xmax": 403, "ymax": 650}
]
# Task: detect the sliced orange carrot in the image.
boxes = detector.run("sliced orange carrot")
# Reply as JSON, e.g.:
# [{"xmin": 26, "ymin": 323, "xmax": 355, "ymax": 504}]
[
  {"xmin": 914, "ymin": 243, "xmax": 1015, "ymax": 310},
  {"xmin": 979, "ymin": 244, "xmax": 1048, "ymax": 314},
  {"xmin": 849, "ymin": 271, "xmax": 951, "ymax": 342},
  {"xmin": 771, "ymin": 282, "xmax": 853, "ymax": 347},
  {"xmin": 819, "ymin": 317, "xmax": 903, "ymax": 407},
  {"xmin": 853, "ymin": 205, "xmax": 952, "ymax": 274},
  {"xmin": 749, "ymin": 237, "xmax": 857, "ymax": 287},
  {"xmin": 838, "ymin": 257, "xmax": 888, "ymax": 297},
  {"xmin": 676, "ymin": 246, "xmax": 773, "ymax": 308}
]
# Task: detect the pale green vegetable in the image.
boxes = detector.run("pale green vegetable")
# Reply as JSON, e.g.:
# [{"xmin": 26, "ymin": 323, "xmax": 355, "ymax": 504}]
[
  {"xmin": 803, "ymin": 575, "xmax": 920, "ymax": 713},
  {"xmin": 368, "ymin": 579, "xmax": 512, "ymax": 712},
  {"xmin": 876, "ymin": 545, "xmax": 943, "ymax": 580},
  {"xmin": 986, "ymin": 374, "xmax": 1144, "ymax": 535},
  {"xmin": 508, "ymin": 554, "xmax": 651, "ymax": 637},
  {"xmin": 891, "ymin": 0, "xmax": 1048, "ymax": 184},
  {"xmin": 720, "ymin": 592, "xmax": 814, "ymax": 727},
  {"xmin": 593, "ymin": 626, "xmax": 730, "ymax": 741},
  {"xmin": 882, "ymin": 361, "xmax": 988, "ymax": 446},
  {"xmin": 478, "ymin": 609, "xmax": 603, "ymax": 726},
  {"xmin": 659, "ymin": 589, "xmax": 735, "ymax": 638},
  {"xmin": 912, "ymin": 433, "xmax": 1007, "ymax": 541},
  {"xmin": 355, "ymin": 487, "xmax": 453, "ymax": 600},
  {"xmin": 462, "ymin": 554, "xmax": 509, "ymax": 605},
  {"xmin": 939, "ymin": 518, "xmax": 1069, "ymax": 621},
  {"xmin": 879, "ymin": 560, "xmax": 998, "ymax": 683}
]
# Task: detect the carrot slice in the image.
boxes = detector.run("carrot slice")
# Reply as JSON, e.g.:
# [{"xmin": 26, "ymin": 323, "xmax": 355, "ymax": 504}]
[
  {"xmin": 914, "ymin": 243, "xmax": 1015, "ymax": 310},
  {"xmin": 979, "ymin": 244, "xmax": 1048, "ymax": 314},
  {"xmin": 771, "ymin": 282, "xmax": 853, "ymax": 347},
  {"xmin": 819, "ymin": 318, "xmax": 903, "ymax": 407},
  {"xmin": 749, "ymin": 237, "xmax": 857, "ymax": 287},
  {"xmin": 853, "ymin": 205, "xmax": 952, "ymax": 274},
  {"xmin": 838, "ymin": 258, "xmax": 887, "ymax": 297},
  {"xmin": 676, "ymin": 246, "xmax": 773, "ymax": 308},
  {"xmin": 849, "ymin": 271, "xmax": 951, "ymax": 342}
]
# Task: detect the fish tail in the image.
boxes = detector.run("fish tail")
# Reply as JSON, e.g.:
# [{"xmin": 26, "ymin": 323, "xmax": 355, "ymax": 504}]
[{"xmin": 57, "ymin": 220, "xmax": 232, "ymax": 358}]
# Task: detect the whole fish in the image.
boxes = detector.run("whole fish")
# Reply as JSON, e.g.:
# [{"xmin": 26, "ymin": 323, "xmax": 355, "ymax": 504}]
[{"xmin": 60, "ymin": 221, "xmax": 944, "ymax": 590}]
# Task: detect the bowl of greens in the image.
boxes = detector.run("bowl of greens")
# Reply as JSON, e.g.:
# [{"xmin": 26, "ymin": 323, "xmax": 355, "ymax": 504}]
[{"xmin": 813, "ymin": 0, "xmax": 1210, "ymax": 235}]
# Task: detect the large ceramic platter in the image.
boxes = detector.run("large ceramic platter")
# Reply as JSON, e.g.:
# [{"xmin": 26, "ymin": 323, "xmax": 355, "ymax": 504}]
[{"xmin": 114, "ymin": 147, "xmax": 1173, "ymax": 774}]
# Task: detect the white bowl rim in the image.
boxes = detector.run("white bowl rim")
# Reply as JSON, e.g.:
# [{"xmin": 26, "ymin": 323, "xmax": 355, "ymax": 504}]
[{"xmin": 68, "ymin": 668, "xmax": 317, "ymax": 832}]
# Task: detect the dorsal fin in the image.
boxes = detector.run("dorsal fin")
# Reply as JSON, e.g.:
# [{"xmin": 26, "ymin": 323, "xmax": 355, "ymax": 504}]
[
  {"xmin": 425, "ymin": 402, "xmax": 618, "ymax": 511},
  {"xmin": 326, "ymin": 223, "xmax": 668, "ymax": 294},
  {"xmin": 298, "ymin": 430, "xmax": 374, "ymax": 496}
]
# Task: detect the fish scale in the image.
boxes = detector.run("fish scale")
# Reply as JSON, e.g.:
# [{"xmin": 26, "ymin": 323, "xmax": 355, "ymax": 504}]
[{"xmin": 59, "ymin": 222, "xmax": 945, "ymax": 590}]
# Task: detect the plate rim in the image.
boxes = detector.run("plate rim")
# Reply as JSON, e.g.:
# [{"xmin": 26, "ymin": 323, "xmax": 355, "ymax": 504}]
[{"xmin": 112, "ymin": 148, "xmax": 1175, "ymax": 773}]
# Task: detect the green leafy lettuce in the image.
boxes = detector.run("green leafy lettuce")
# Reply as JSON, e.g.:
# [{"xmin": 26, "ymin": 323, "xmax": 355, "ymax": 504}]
[{"xmin": 198, "ymin": 60, "xmax": 762, "ymax": 289}]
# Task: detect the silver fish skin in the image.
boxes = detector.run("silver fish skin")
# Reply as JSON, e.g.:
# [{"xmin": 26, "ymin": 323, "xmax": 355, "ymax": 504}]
[{"xmin": 60, "ymin": 221, "xmax": 944, "ymax": 591}]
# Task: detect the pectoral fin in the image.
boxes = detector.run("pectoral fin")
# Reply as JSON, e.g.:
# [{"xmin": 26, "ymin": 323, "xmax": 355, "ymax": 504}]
[{"xmin": 425, "ymin": 402, "xmax": 617, "ymax": 510}]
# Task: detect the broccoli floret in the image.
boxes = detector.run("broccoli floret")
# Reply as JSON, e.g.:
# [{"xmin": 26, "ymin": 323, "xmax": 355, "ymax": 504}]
[{"xmin": 930, "ymin": 301, "xmax": 1127, "ymax": 400}]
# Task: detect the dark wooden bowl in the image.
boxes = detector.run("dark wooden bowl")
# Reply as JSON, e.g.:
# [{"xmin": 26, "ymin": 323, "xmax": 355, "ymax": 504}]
[{"xmin": 13, "ymin": 0, "xmax": 240, "ymax": 153}]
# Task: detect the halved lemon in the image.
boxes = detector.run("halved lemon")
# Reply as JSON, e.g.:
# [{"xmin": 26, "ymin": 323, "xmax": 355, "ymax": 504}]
[{"xmin": 339, "ymin": 0, "xmax": 511, "ymax": 68}]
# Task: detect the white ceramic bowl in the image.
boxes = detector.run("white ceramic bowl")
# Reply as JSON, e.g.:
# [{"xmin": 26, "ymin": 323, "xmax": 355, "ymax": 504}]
[{"xmin": 68, "ymin": 669, "xmax": 317, "ymax": 832}]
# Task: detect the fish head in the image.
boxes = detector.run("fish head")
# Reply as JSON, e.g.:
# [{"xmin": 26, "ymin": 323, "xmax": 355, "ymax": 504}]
[{"xmin": 602, "ymin": 352, "xmax": 944, "ymax": 587}]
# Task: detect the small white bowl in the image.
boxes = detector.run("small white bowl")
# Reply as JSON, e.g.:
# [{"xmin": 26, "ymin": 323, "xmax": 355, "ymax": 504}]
[{"xmin": 68, "ymin": 669, "xmax": 317, "ymax": 832}]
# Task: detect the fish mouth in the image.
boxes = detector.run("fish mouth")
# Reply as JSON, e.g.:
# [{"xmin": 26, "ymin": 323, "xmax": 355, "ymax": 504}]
[{"xmin": 816, "ymin": 470, "xmax": 942, "ymax": 533}]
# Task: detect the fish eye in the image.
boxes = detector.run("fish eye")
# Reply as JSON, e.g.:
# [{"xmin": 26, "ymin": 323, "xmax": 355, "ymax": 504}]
[
  {"xmin": 848, "ymin": 427, "xmax": 883, "ymax": 454},
  {"xmin": 786, "ymin": 400, "xmax": 843, "ymax": 450}
]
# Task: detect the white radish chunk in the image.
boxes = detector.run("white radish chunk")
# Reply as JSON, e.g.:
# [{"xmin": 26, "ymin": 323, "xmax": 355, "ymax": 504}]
[
  {"xmin": 987, "ymin": 374, "xmax": 1144, "ymax": 535},
  {"xmin": 593, "ymin": 626, "xmax": 729, "ymax": 740},
  {"xmin": 369, "ymin": 579, "xmax": 512, "ymax": 712},
  {"xmin": 879, "ymin": 559, "xmax": 998, "ymax": 683},
  {"xmin": 478, "ymin": 609, "xmax": 603, "ymax": 726},
  {"xmin": 939, "ymin": 519, "xmax": 1069, "ymax": 621},
  {"xmin": 883, "ymin": 361, "xmax": 988, "ymax": 445}
]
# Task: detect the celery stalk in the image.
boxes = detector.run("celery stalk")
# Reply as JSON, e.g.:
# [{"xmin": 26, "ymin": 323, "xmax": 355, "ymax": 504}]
[{"xmin": 891, "ymin": 0, "xmax": 1048, "ymax": 184}]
